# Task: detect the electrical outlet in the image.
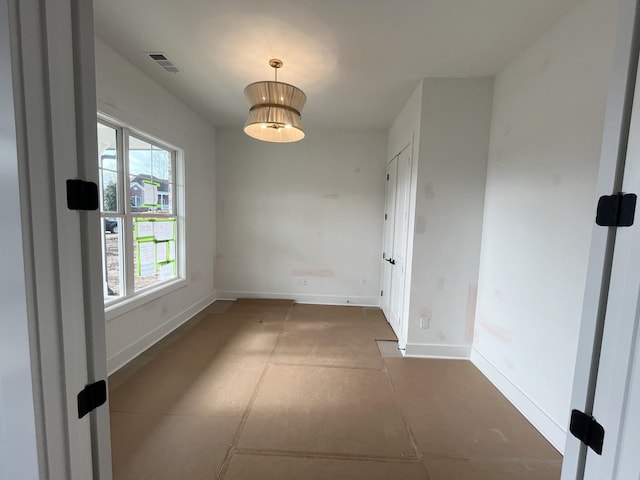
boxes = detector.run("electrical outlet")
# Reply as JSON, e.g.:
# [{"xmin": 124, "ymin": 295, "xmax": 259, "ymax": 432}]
[
  {"xmin": 420, "ymin": 317, "xmax": 430, "ymax": 329},
  {"xmin": 297, "ymin": 279, "xmax": 308, "ymax": 286}
]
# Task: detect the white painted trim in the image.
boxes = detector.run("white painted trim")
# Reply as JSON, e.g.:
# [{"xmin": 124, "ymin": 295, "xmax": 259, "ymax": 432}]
[
  {"xmin": 471, "ymin": 348, "xmax": 566, "ymax": 453},
  {"xmin": 105, "ymin": 278, "xmax": 189, "ymax": 321},
  {"xmin": 107, "ymin": 293, "xmax": 215, "ymax": 374},
  {"xmin": 404, "ymin": 343, "xmax": 472, "ymax": 359},
  {"xmin": 215, "ymin": 290, "xmax": 380, "ymax": 307}
]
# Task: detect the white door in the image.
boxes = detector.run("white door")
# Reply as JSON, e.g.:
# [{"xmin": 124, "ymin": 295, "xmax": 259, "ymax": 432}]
[
  {"xmin": 581, "ymin": 30, "xmax": 640, "ymax": 479},
  {"xmin": 389, "ymin": 147, "xmax": 412, "ymax": 338},
  {"xmin": 8, "ymin": 0, "xmax": 112, "ymax": 478},
  {"xmin": 381, "ymin": 155, "xmax": 398, "ymax": 320},
  {"xmin": 562, "ymin": 0, "xmax": 640, "ymax": 477}
]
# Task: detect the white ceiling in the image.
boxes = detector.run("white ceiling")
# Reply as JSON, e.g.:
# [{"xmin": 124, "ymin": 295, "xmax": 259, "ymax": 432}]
[{"xmin": 93, "ymin": 0, "xmax": 582, "ymax": 130}]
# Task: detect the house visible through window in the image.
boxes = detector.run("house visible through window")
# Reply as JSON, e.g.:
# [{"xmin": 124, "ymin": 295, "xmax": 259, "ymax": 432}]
[{"xmin": 97, "ymin": 118, "xmax": 182, "ymax": 308}]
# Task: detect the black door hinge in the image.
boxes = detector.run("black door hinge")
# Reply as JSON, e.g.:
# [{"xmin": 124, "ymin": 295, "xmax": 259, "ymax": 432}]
[
  {"xmin": 67, "ymin": 179, "xmax": 99, "ymax": 211},
  {"xmin": 77, "ymin": 380, "xmax": 107, "ymax": 418},
  {"xmin": 380, "ymin": 290, "xmax": 383, "ymax": 296},
  {"xmin": 384, "ymin": 213, "xmax": 388, "ymax": 220},
  {"xmin": 569, "ymin": 409, "xmax": 604, "ymax": 455},
  {"xmin": 596, "ymin": 193, "xmax": 636, "ymax": 227},
  {"xmin": 386, "ymin": 174, "xmax": 389, "ymax": 181}
]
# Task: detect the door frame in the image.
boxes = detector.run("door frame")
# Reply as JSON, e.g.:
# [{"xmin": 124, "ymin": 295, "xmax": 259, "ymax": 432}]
[{"xmin": 9, "ymin": 0, "xmax": 111, "ymax": 478}]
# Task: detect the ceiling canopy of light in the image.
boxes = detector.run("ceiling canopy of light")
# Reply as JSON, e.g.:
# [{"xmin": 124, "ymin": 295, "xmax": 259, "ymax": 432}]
[{"xmin": 243, "ymin": 59, "xmax": 306, "ymax": 143}]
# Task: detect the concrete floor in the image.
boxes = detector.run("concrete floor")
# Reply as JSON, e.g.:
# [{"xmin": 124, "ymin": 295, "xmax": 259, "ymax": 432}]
[{"xmin": 108, "ymin": 299, "xmax": 562, "ymax": 479}]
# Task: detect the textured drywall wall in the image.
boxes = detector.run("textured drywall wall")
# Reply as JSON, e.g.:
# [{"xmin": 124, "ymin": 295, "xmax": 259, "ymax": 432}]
[
  {"xmin": 215, "ymin": 128, "xmax": 387, "ymax": 305},
  {"xmin": 405, "ymin": 78, "xmax": 493, "ymax": 357},
  {"xmin": 472, "ymin": 0, "xmax": 617, "ymax": 451}
]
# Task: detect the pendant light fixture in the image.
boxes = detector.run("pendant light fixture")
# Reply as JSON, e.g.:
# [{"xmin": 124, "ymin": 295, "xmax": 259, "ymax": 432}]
[{"xmin": 243, "ymin": 59, "xmax": 306, "ymax": 143}]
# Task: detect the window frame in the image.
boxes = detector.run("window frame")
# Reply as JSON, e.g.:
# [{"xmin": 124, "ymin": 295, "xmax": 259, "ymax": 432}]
[{"xmin": 97, "ymin": 113, "xmax": 187, "ymax": 321}]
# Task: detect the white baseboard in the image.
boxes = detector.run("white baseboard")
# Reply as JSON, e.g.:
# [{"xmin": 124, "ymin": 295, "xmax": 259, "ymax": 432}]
[
  {"xmin": 404, "ymin": 343, "xmax": 472, "ymax": 359},
  {"xmin": 215, "ymin": 290, "xmax": 380, "ymax": 307},
  {"xmin": 470, "ymin": 348, "xmax": 566, "ymax": 453},
  {"xmin": 107, "ymin": 293, "xmax": 216, "ymax": 375}
]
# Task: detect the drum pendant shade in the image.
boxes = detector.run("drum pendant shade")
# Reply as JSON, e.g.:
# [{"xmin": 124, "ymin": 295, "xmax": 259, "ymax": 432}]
[{"xmin": 243, "ymin": 59, "xmax": 306, "ymax": 143}]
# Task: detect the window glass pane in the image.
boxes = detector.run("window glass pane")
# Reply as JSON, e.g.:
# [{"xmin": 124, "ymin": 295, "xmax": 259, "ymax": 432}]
[
  {"xmin": 153, "ymin": 147, "xmax": 173, "ymax": 214},
  {"xmin": 128, "ymin": 136, "xmax": 153, "ymax": 177},
  {"xmin": 132, "ymin": 217, "xmax": 177, "ymax": 292},
  {"xmin": 152, "ymin": 147, "xmax": 171, "ymax": 181},
  {"xmin": 128, "ymin": 136, "xmax": 173, "ymax": 214},
  {"xmin": 102, "ymin": 170, "xmax": 118, "ymax": 213},
  {"xmin": 98, "ymin": 123, "xmax": 118, "ymax": 170},
  {"xmin": 98, "ymin": 123, "xmax": 118, "ymax": 212},
  {"xmin": 129, "ymin": 175, "xmax": 146, "ymax": 212},
  {"xmin": 103, "ymin": 217, "xmax": 123, "ymax": 300}
]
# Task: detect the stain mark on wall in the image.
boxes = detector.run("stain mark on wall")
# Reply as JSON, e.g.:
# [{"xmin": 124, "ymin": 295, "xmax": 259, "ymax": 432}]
[
  {"xmin": 323, "ymin": 193, "xmax": 340, "ymax": 200},
  {"xmin": 478, "ymin": 318, "xmax": 512, "ymax": 344},
  {"xmin": 438, "ymin": 332, "xmax": 447, "ymax": 341},
  {"xmin": 419, "ymin": 307, "xmax": 432, "ymax": 317},
  {"xmin": 437, "ymin": 277, "xmax": 446, "ymax": 290},
  {"xmin": 292, "ymin": 269, "xmax": 335, "ymax": 277},
  {"xmin": 424, "ymin": 182, "xmax": 435, "ymax": 199},
  {"xmin": 415, "ymin": 215, "xmax": 426, "ymax": 234}
]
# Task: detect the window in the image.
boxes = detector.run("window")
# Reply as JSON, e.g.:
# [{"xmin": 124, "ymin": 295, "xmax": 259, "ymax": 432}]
[{"xmin": 97, "ymin": 117, "xmax": 183, "ymax": 311}]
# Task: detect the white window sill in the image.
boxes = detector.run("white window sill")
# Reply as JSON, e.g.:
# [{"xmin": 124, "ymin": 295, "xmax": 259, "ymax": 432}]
[{"xmin": 104, "ymin": 277, "xmax": 188, "ymax": 322}]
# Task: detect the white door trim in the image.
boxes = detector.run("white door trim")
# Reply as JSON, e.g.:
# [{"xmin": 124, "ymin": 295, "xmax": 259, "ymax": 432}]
[
  {"xmin": 70, "ymin": 0, "xmax": 113, "ymax": 476},
  {"xmin": 9, "ymin": 0, "xmax": 111, "ymax": 478}
]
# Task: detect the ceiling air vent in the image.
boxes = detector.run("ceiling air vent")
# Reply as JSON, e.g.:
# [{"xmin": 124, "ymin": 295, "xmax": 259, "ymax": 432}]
[{"xmin": 147, "ymin": 52, "xmax": 180, "ymax": 73}]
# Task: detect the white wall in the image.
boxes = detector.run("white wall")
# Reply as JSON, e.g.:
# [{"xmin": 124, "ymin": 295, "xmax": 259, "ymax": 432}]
[
  {"xmin": 0, "ymin": 1, "xmax": 39, "ymax": 475},
  {"xmin": 472, "ymin": 0, "xmax": 617, "ymax": 452},
  {"xmin": 215, "ymin": 128, "xmax": 387, "ymax": 305},
  {"xmin": 95, "ymin": 38, "xmax": 217, "ymax": 373},
  {"xmin": 388, "ymin": 81, "xmax": 423, "ymax": 161},
  {"xmin": 404, "ymin": 78, "xmax": 494, "ymax": 357}
]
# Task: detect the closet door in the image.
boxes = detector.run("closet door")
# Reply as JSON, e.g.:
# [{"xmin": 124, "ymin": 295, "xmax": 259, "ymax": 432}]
[
  {"xmin": 389, "ymin": 147, "xmax": 411, "ymax": 338},
  {"xmin": 381, "ymin": 155, "xmax": 398, "ymax": 321}
]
